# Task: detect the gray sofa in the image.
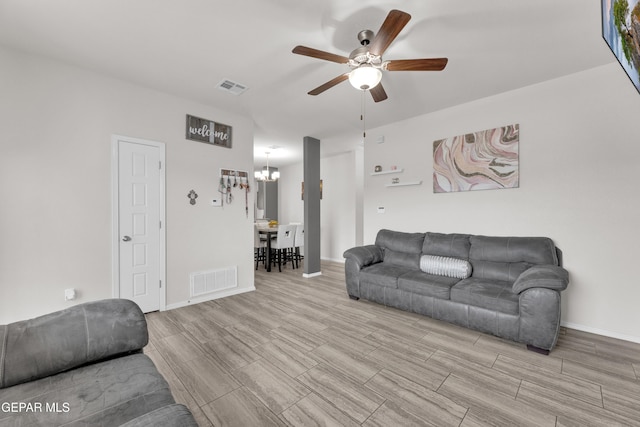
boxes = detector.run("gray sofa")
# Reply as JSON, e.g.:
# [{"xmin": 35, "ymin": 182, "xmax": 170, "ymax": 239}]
[
  {"xmin": 0, "ymin": 299, "xmax": 197, "ymax": 426},
  {"xmin": 343, "ymin": 230, "xmax": 569, "ymax": 353}
]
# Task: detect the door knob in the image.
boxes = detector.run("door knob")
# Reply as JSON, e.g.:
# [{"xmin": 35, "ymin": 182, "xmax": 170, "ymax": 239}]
[{"xmin": 122, "ymin": 236, "xmax": 132, "ymax": 242}]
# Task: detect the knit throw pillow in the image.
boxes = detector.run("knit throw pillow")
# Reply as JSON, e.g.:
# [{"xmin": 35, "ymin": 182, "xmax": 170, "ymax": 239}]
[{"xmin": 420, "ymin": 255, "xmax": 472, "ymax": 279}]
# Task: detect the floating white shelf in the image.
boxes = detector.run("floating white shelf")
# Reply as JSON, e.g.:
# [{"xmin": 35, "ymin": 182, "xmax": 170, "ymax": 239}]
[
  {"xmin": 370, "ymin": 169, "xmax": 403, "ymax": 176},
  {"xmin": 385, "ymin": 181, "xmax": 422, "ymax": 187}
]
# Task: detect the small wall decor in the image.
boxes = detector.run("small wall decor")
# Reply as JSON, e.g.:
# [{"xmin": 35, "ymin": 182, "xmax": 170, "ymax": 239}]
[
  {"xmin": 188, "ymin": 190, "xmax": 198, "ymax": 205},
  {"xmin": 186, "ymin": 114, "xmax": 232, "ymax": 148},
  {"xmin": 301, "ymin": 180, "xmax": 323, "ymax": 200},
  {"xmin": 601, "ymin": 0, "xmax": 640, "ymax": 94},
  {"xmin": 433, "ymin": 123, "xmax": 519, "ymax": 193}
]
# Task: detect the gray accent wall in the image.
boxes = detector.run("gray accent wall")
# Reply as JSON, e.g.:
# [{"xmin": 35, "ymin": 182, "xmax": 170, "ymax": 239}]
[
  {"xmin": 303, "ymin": 136, "xmax": 321, "ymax": 276},
  {"xmin": 265, "ymin": 180, "xmax": 278, "ymax": 220}
]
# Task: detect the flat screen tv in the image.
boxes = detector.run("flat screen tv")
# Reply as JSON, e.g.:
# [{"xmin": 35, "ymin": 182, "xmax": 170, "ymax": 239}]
[{"xmin": 602, "ymin": 0, "xmax": 640, "ymax": 93}]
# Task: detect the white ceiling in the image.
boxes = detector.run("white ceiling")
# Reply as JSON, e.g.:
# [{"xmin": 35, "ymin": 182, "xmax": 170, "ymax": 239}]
[{"xmin": 0, "ymin": 0, "xmax": 614, "ymax": 167}]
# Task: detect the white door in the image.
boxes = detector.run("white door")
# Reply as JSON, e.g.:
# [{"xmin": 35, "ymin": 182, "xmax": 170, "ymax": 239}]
[{"xmin": 112, "ymin": 136, "xmax": 165, "ymax": 313}]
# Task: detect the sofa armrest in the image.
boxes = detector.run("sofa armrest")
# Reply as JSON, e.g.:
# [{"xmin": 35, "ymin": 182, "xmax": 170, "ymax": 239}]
[
  {"xmin": 512, "ymin": 265, "xmax": 569, "ymax": 294},
  {"xmin": 0, "ymin": 299, "xmax": 148, "ymax": 389},
  {"xmin": 343, "ymin": 245, "xmax": 384, "ymax": 269}
]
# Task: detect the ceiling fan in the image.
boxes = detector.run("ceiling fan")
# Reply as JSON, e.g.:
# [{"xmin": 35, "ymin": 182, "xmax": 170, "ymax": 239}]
[{"xmin": 292, "ymin": 9, "xmax": 448, "ymax": 103}]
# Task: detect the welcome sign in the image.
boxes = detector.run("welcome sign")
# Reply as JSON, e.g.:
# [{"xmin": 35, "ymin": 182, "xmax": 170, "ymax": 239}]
[{"xmin": 186, "ymin": 114, "xmax": 232, "ymax": 148}]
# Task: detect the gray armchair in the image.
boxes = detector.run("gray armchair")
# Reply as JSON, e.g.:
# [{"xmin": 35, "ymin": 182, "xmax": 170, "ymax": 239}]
[{"xmin": 0, "ymin": 299, "xmax": 197, "ymax": 426}]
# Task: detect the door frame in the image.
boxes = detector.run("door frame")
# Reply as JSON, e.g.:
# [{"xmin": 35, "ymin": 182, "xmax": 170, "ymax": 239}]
[{"xmin": 111, "ymin": 134, "xmax": 166, "ymax": 311}]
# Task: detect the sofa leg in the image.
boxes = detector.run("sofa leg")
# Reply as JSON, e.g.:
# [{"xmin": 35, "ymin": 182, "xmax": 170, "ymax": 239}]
[
  {"xmin": 348, "ymin": 295, "xmax": 360, "ymax": 301},
  {"xmin": 527, "ymin": 344, "xmax": 550, "ymax": 355}
]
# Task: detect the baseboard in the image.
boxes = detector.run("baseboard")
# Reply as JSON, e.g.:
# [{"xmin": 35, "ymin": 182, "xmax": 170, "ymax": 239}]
[
  {"xmin": 164, "ymin": 286, "xmax": 256, "ymax": 311},
  {"xmin": 321, "ymin": 257, "xmax": 345, "ymax": 263},
  {"xmin": 561, "ymin": 321, "xmax": 640, "ymax": 344},
  {"xmin": 303, "ymin": 272, "xmax": 323, "ymax": 278}
]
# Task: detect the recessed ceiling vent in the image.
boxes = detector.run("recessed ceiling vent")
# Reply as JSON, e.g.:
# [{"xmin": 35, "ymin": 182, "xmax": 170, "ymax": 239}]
[{"xmin": 217, "ymin": 79, "xmax": 248, "ymax": 95}]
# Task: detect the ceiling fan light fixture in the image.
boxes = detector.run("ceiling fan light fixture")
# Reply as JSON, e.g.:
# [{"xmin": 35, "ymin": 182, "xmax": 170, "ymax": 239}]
[
  {"xmin": 349, "ymin": 65, "xmax": 382, "ymax": 91},
  {"xmin": 293, "ymin": 10, "xmax": 447, "ymax": 100}
]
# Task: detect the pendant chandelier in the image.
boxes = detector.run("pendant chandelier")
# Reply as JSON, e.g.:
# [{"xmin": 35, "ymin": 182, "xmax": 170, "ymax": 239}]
[{"xmin": 254, "ymin": 151, "xmax": 280, "ymax": 181}]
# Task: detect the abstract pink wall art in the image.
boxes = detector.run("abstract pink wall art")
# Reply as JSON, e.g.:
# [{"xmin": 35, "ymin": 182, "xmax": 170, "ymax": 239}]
[{"xmin": 433, "ymin": 124, "xmax": 519, "ymax": 193}]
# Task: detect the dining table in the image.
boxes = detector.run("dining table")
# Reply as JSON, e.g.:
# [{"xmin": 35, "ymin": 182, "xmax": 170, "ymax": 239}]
[{"xmin": 256, "ymin": 224, "xmax": 278, "ymax": 272}]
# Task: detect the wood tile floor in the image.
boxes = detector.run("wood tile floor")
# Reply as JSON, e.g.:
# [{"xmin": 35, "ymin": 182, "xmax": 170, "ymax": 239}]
[{"xmin": 144, "ymin": 261, "xmax": 640, "ymax": 426}]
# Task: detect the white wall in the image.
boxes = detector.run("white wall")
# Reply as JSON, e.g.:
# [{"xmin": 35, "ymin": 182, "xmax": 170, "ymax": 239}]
[
  {"xmin": 278, "ymin": 151, "xmax": 359, "ymax": 262},
  {"xmin": 321, "ymin": 152, "xmax": 359, "ymax": 261},
  {"xmin": 361, "ymin": 63, "xmax": 640, "ymax": 343},
  {"xmin": 277, "ymin": 162, "xmax": 303, "ymax": 225},
  {"xmin": 0, "ymin": 47, "xmax": 255, "ymax": 323}
]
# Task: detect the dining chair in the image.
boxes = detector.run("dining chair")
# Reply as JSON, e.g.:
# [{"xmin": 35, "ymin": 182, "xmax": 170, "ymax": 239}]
[
  {"xmin": 255, "ymin": 219, "xmax": 271, "ymax": 244},
  {"xmin": 271, "ymin": 224, "xmax": 296, "ymax": 272},
  {"xmin": 254, "ymin": 224, "xmax": 267, "ymax": 270}
]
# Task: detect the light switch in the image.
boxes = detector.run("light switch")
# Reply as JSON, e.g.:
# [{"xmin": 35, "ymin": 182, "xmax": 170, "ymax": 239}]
[
  {"xmin": 64, "ymin": 288, "xmax": 76, "ymax": 301},
  {"xmin": 211, "ymin": 198, "xmax": 222, "ymax": 207},
  {"xmin": 377, "ymin": 206, "xmax": 385, "ymax": 214}
]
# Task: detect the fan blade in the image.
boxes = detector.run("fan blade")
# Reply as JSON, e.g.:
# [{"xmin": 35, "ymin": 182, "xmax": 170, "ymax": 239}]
[
  {"xmin": 292, "ymin": 46, "xmax": 349, "ymax": 64},
  {"xmin": 370, "ymin": 83, "xmax": 388, "ymax": 103},
  {"xmin": 386, "ymin": 58, "xmax": 448, "ymax": 71},
  {"xmin": 308, "ymin": 73, "xmax": 350, "ymax": 96},
  {"xmin": 369, "ymin": 10, "xmax": 411, "ymax": 57}
]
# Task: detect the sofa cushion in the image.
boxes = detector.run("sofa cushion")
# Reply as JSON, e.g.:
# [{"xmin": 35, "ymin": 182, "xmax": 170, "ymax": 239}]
[
  {"xmin": 469, "ymin": 236, "xmax": 558, "ymax": 283},
  {"xmin": 469, "ymin": 260, "xmax": 531, "ymax": 283},
  {"xmin": 0, "ymin": 353, "xmax": 175, "ymax": 426},
  {"xmin": 375, "ymin": 229, "xmax": 425, "ymax": 254},
  {"xmin": 422, "ymin": 232, "xmax": 471, "ymax": 259},
  {"xmin": 360, "ymin": 263, "xmax": 413, "ymax": 288},
  {"xmin": 397, "ymin": 271, "xmax": 459, "ymax": 299},
  {"xmin": 384, "ymin": 249, "xmax": 421, "ymax": 269},
  {"xmin": 470, "ymin": 235, "xmax": 558, "ymax": 264},
  {"xmin": 451, "ymin": 278, "xmax": 520, "ymax": 315},
  {"xmin": 420, "ymin": 255, "xmax": 472, "ymax": 279}
]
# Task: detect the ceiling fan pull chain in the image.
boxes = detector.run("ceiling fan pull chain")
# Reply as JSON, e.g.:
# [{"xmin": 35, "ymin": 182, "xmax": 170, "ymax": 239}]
[{"xmin": 361, "ymin": 90, "xmax": 366, "ymax": 138}]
